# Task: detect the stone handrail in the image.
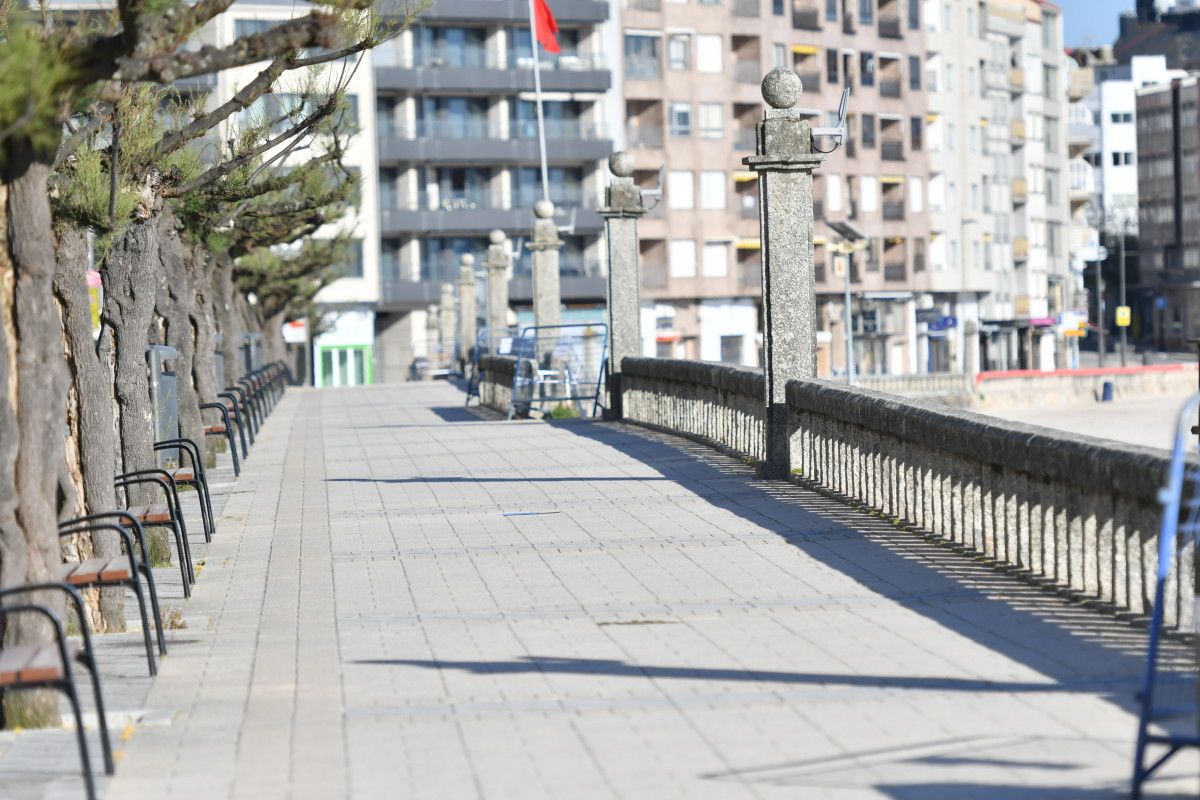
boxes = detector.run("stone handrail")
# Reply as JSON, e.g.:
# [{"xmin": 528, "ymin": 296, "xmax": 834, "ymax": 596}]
[
  {"xmin": 621, "ymin": 357, "xmax": 765, "ymax": 462},
  {"xmin": 477, "ymin": 355, "xmax": 516, "ymax": 412},
  {"xmin": 615, "ymin": 356, "xmax": 1190, "ymax": 629}
]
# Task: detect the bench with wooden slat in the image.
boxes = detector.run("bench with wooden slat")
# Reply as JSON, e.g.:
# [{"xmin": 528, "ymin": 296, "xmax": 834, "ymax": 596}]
[
  {"xmin": 169, "ymin": 468, "xmax": 194, "ymax": 482},
  {"xmin": 125, "ymin": 504, "xmax": 170, "ymax": 524},
  {"xmin": 98, "ymin": 556, "xmax": 133, "ymax": 582},
  {"xmin": 60, "ymin": 556, "xmax": 134, "ymax": 586},
  {"xmin": 0, "ymin": 645, "xmax": 34, "ymax": 686},
  {"xmin": 0, "ymin": 642, "xmax": 80, "ymax": 685},
  {"xmin": 204, "ymin": 424, "xmax": 227, "ymax": 435}
]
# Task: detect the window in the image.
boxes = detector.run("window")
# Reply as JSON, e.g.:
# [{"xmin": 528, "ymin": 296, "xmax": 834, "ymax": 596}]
[
  {"xmin": 624, "ymin": 34, "xmax": 661, "ymax": 79},
  {"xmin": 860, "ymin": 176, "xmax": 877, "ymax": 212},
  {"xmin": 668, "ymin": 34, "xmax": 690, "ymax": 70},
  {"xmin": 966, "ymin": 6, "xmax": 974, "ymax": 34},
  {"xmin": 1042, "ymin": 65, "xmax": 1057, "ymax": 98},
  {"xmin": 826, "ymin": 0, "xmax": 837, "ymax": 21},
  {"xmin": 669, "ymin": 239, "xmax": 696, "ymax": 277},
  {"xmin": 858, "ymin": 0, "xmax": 873, "ymax": 26},
  {"xmin": 669, "ymin": 102, "xmax": 692, "ymax": 137},
  {"xmin": 827, "ymin": 49, "xmax": 839, "ymax": 83},
  {"xmin": 945, "ymin": 63, "xmax": 954, "ymax": 92},
  {"xmin": 234, "ymin": 18, "xmax": 273, "ymax": 38},
  {"xmin": 860, "ymin": 52, "xmax": 875, "ymax": 87},
  {"xmin": 699, "ymin": 103, "xmax": 724, "ymax": 139},
  {"xmin": 908, "ymin": 0, "xmax": 919, "ymax": 29},
  {"xmin": 826, "ymin": 172, "xmax": 842, "ymax": 211},
  {"xmin": 908, "ymin": 177, "xmax": 923, "ymax": 212},
  {"xmin": 910, "ymin": 116, "xmax": 922, "ymax": 150},
  {"xmin": 908, "ymin": 55, "xmax": 920, "ymax": 90},
  {"xmin": 941, "ymin": 2, "xmax": 952, "ymax": 32},
  {"xmin": 861, "ymin": 113, "xmax": 876, "ymax": 148},
  {"xmin": 773, "ymin": 0, "xmax": 784, "ymax": 15},
  {"xmin": 1110, "ymin": 112, "xmax": 1133, "ymax": 124},
  {"xmin": 335, "ymin": 240, "xmax": 364, "ymax": 279},
  {"xmin": 696, "ymin": 35, "xmax": 722, "ymax": 73},
  {"xmin": 720, "ymin": 335, "xmax": 743, "ymax": 364},
  {"xmin": 668, "ymin": 170, "xmax": 694, "ymax": 209},
  {"xmin": 1042, "ymin": 11, "xmax": 1057, "ymax": 49},
  {"xmin": 773, "ymin": 43, "xmax": 788, "ymax": 69},
  {"xmin": 700, "ymin": 171, "xmax": 726, "ymax": 209},
  {"xmin": 702, "ymin": 242, "xmax": 728, "ymax": 277},
  {"xmin": 946, "ymin": 122, "xmax": 955, "ymax": 152}
]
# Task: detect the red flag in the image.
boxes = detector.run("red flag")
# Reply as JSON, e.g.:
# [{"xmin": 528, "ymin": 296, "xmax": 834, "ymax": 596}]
[{"xmin": 533, "ymin": 0, "xmax": 561, "ymax": 54}]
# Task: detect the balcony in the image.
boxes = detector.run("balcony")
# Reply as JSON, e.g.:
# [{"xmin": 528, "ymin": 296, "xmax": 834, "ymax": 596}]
[
  {"xmin": 1011, "ymin": 178, "xmax": 1027, "ymax": 204},
  {"xmin": 792, "ymin": 1, "xmax": 820, "ymax": 29},
  {"xmin": 848, "ymin": 198, "xmax": 859, "ymax": 220},
  {"xmin": 418, "ymin": 0, "xmax": 608, "ymax": 23},
  {"xmin": 844, "ymin": 137, "xmax": 857, "ymax": 158},
  {"xmin": 377, "ymin": 52, "xmax": 610, "ymax": 93},
  {"xmin": 796, "ymin": 69, "xmax": 821, "ymax": 91},
  {"xmin": 879, "ymin": 79, "xmax": 901, "ymax": 98},
  {"xmin": 735, "ymin": 60, "xmax": 761, "ymax": 84},
  {"xmin": 624, "ymin": 56, "xmax": 662, "ymax": 81},
  {"xmin": 382, "ymin": 275, "xmax": 607, "ymax": 310},
  {"xmin": 1068, "ymin": 69, "xmax": 1094, "ymax": 102},
  {"xmin": 882, "ymin": 201, "xmax": 905, "ymax": 221},
  {"xmin": 629, "ymin": 0, "xmax": 661, "ymax": 9},
  {"xmin": 813, "ymin": 199, "xmax": 824, "ymax": 219},
  {"xmin": 884, "ymin": 260, "xmax": 907, "ymax": 281},
  {"xmin": 734, "ymin": 0, "xmax": 759, "ymax": 16},
  {"xmin": 878, "ymin": 15, "xmax": 901, "ymax": 38},
  {"xmin": 1010, "ymin": 119, "xmax": 1026, "ymax": 143},
  {"xmin": 739, "ymin": 259, "xmax": 761, "ymax": 290},
  {"xmin": 1008, "ymin": 67, "xmax": 1025, "ymax": 92},
  {"xmin": 843, "ymin": 12, "xmax": 855, "ymax": 33},
  {"xmin": 1013, "ymin": 237, "xmax": 1029, "ymax": 261},
  {"xmin": 626, "ymin": 124, "xmax": 665, "ymax": 149},
  {"xmin": 734, "ymin": 127, "xmax": 757, "ymax": 151},
  {"xmin": 379, "ymin": 121, "xmax": 612, "ymax": 164},
  {"xmin": 881, "ymin": 140, "xmax": 904, "ymax": 161},
  {"xmin": 740, "ymin": 196, "xmax": 759, "ymax": 218}
]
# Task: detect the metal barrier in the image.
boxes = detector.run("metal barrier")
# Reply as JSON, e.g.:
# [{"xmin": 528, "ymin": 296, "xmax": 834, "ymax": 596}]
[
  {"xmin": 147, "ymin": 345, "xmax": 179, "ymax": 469},
  {"xmin": 1132, "ymin": 392, "xmax": 1200, "ymax": 798},
  {"xmin": 465, "ymin": 326, "xmax": 519, "ymax": 405},
  {"xmin": 508, "ymin": 323, "xmax": 608, "ymax": 419}
]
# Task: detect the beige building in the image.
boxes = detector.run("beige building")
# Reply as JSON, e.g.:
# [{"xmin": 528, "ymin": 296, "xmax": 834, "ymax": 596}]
[{"xmin": 619, "ymin": 0, "xmax": 1071, "ymax": 375}]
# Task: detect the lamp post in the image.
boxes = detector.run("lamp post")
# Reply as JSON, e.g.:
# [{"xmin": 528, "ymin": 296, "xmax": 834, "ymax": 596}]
[{"xmin": 828, "ymin": 225, "xmax": 869, "ymax": 383}]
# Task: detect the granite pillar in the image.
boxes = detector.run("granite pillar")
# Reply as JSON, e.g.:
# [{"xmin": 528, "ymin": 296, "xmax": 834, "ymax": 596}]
[
  {"xmin": 456, "ymin": 255, "xmax": 477, "ymax": 368},
  {"xmin": 439, "ymin": 282, "xmax": 455, "ymax": 369},
  {"xmin": 599, "ymin": 151, "xmax": 646, "ymax": 420},
  {"xmin": 530, "ymin": 199, "xmax": 562, "ymax": 334},
  {"xmin": 485, "ymin": 229, "xmax": 511, "ymax": 334},
  {"xmin": 742, "ymin": 68, "xmax": 825, "ymax": 479}
]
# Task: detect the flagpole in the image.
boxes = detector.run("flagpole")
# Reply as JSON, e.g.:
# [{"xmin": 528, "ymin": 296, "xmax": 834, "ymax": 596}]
[{"xmin": 525, "ymin": 0, "xmax": 551, "ymax": 204}]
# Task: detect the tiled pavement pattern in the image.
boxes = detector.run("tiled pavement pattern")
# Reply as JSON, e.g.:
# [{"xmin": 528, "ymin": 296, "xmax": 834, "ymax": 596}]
[{"xmin": 3, "ymin": 380, "xmax": 1197, "ymax": 798}]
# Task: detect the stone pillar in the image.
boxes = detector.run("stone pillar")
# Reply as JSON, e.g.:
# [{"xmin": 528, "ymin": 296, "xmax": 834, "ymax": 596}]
[
  {"xmin": 529, "ymin": 199, "xmax": 562, "ymax": 333},
  {"xmin": 742, "ymin": 69, "xmax": 825, "ymax": 479},
  {"xmin": 599, "ymin": 151, "xmax": 646, "ymax": 420},
  {"xmin": 425, "ymin": 304, "xmax": 439, "ymax": 371},
  {"xmin": 485, "ymin": 229, "xmax": 511, "ymax": 334},
  {"xmin": 439, "ymin": 282, "xmax": 455, "ymax": 368},
  {"xmin": 964, "ymin": 319, "xmax": 980, "ymax": 377},
  {"xmin": 456, "ymin": 255, "xmax": 477, "ymax": 369}
]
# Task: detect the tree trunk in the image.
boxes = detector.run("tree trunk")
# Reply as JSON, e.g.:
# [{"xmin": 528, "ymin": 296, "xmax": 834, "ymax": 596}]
[
  {"xmin": 156, "ymin": 212, "xmax": 203, "ymax": 454},
  {"xmin": 260, "ymin": 310, "xmax": 287, "ymax": 365},
  {"xmin": 189, "ymin": 246, "xmax": 219, "ymax": 405},
  {"xmin": 1, "ymin": 144, "xmax": 68, "ymax": 727},
  {"xmin": 52, "ymin": 225, "xmax": 125, "ymax": 632},
  {"xmin": 101, "ymin": 215, "xmax": 163, "ymax": 508},
  {"xmin": 213, "ymin": 255, "xmax": 241, "ymax": 387}
]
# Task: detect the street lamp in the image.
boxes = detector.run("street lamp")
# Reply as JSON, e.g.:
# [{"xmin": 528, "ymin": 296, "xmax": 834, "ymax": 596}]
[{"xmin": 827, "ymin": 220, "xmax": 869, "ymax": 384}]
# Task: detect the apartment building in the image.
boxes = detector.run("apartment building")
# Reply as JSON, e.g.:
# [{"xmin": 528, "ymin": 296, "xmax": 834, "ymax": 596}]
[
  {"xmin": 620, "ymin": 0, "xmax": 1069, "ymax": 376},
  {"xmin": 1137, "ymin": 76, "xmax": 1200, "ymax": 348}
]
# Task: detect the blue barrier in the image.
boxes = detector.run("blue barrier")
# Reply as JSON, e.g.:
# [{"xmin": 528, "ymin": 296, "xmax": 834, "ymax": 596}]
[
  {"xmin": 465, "ymin": 326, "xmax": 519, "ymax": 405},
  {"xmin": 508, "ymin": 323, "xmax": 608, "ymax": 419},
  {"xmin": 1132, "ymin": 392, "xmax": 1200, "ymax": 798}
]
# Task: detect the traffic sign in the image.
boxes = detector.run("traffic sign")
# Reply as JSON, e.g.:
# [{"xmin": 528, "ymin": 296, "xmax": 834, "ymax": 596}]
[{"xmin": 1115, "ymin": 306, "xmax": 1131, "ymax": 327}]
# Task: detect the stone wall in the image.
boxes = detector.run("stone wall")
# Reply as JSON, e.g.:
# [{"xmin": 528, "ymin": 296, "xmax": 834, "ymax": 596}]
[
  {"xmin": 614, "ymin": 356, "xmax": 1191, "ymax": 629},
  {"xmin": 478, "ymin": 355, "xmax": 516, "ymax": 414},
  {"xmin": 621, "ymin": 357, "xmax": 765, "ymax": 462},
  {"xmin": 975, "ymin": 364, "xmax": 1198, "ymax": 409}
]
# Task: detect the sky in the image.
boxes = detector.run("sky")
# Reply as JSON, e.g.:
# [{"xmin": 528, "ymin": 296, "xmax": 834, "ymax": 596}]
[{"xmin": 1058, "ymin": 0, "xmax": 1134, "ymax": 47}]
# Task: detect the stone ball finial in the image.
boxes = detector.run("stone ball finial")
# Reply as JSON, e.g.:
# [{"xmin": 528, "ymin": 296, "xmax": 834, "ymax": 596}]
[
  {"xmin": 533, "ymin": 199, "xmax": 555, "ymax": 219},
  {"xmin": 460, "ymin": 253, "xmax": 475, "ymax": 267},
  {"xmin": 609, "ymin": 151, "xmax": 634, "ymax": 178},
  {"xmin": 762, "ymin": 68, "xmax": 802, "ymax": 109},
  {"xmin": 488, "ymin": 228, "xmax": 506, "ymax": 245}
]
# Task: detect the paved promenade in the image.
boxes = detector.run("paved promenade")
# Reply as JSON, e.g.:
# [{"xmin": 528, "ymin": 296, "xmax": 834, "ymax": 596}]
[{"xmin": 74, "ymin": 382, "xmax": 1196, "ymax": 797}]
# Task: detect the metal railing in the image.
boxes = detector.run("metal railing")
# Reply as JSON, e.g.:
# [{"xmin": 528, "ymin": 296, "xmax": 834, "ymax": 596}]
[
  {"xmin": 793, "ymin": 6, "xmax": 821, "ymax": 29},
  {"xmin": 734, "ymin": 127, "xmax": 757, "ymax": 151},
  {"xmin": 629, "ymin": 0, "xmax": 662, "ymax": 9},
  {"xmin": 627, "ymin": 124, "xmax": 665, "ymax": 149},
  {"xmin": 735, "ymin": 60, "xmax": 761, "ymax": 84},
  {"xmin": 879, "ymin": 79, "xmax": 901, "ymax": 98},
  {"xmin": 882, "ymin": 201, "xmax": 905, "ymax": 221},
  {"xmin": 625, "ymin": 56, "xmax": 662, "ymax": 80},
  {"xmin": 796, "ymin": 69, "xmax": 821, "ymax": 90},
  {"xmin": 642, "ymin": 262, "xmax": 668, "ymax": 289},
  {"xmin": 883, "ymin": 261, "xmax": 907, "ymax": 281},
  {"xmin": 878, "ymin": 14, "xmax": 901, "ymax": 37},
  {"xmin": 734, "ymin": 0, "xmax": 760, "ymax": 16},
  {"xmin": 881, "ymin": 140, "xmax": 904, "ymax": 161}
]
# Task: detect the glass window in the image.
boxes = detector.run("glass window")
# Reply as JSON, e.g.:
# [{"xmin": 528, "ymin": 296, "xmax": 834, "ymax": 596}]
[
  {"xmin": 700, "ymin": 171, "xmax": 726, "ymax": 209},
  {"xmin": 703, "ymin": 242, "xmax": 728, "ymax": 277},
  {"xmin": 668, "ymin": 34, "xmax": 690, "ymax": 70},
  {"xmin": 773, "ymin": 0, "xmax": 784, "ymax": 15},
  {"xmin": 773, "ymin": 43, "xmax": 788, "ymax": 69},
  {"xmin": 335, "ymin": 240, "xmax": 364, "ymax": 279},
  {"xmin": 827, "ymin": 49, "xmax": 839, "ymax": 83},
  {"xmin": 858, "ymin": 0, "xmax": 873, "ymax": 26},
  {"xmin": 720, "ymin": 335, "xmax": 743, "ymax": 363},
  {"xmin": 669, "ymin": 102, "xmax": 692, "ymax": 136},
  {"xmin": 699, "ymin": 103, "xmax": 724, "ymax": 138},
  {"xmin": 908, "ymin": 55, "xmax": 920, "ymax": 90},
  {"xmin": 861, "ymin": 113, "xmax": 876, "ymax": 148},
  {"xmin": 826, "ymin": 0, "xmax": 838, "ymax": 21},
  {"xmin": 908, "ymin": 0, "xmax": 919, "ymax": 29},
  {"xmin": 696, "ymin": 35, "xmax": 723, "ymax": 73},
  {"xmin": 860, "ymin": 52, "xmax": 875, "ymax": 87},
  {"xmin": 910, "ymin": 116, "xmax": 922, "ymax": 150},
  {"xmin": 234, "ymin": 19, "xmax": 273, "ymax": 38},
  {"xmin": 667, "ymin": 170, "xmax": 694, "ymax": 209},
  {"xmin": 669, "ymin": 239, "xmax": 697, "ymax": 277},
  {"xmin": 623, "ymin": 34, "xmax": 661, "ymax": 79}
]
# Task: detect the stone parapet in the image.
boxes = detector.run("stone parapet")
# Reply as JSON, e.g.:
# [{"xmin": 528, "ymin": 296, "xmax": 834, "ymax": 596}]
[{"xmin": 478, "ymin": 355, "xmax": 517, "ymax": 413}]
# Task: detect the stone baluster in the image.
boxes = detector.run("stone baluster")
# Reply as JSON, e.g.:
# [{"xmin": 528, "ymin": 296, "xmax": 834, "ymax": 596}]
[
  {"xmin": 457, "ymin": 255, "xmax": 477, "ymax": 368},
  {"xmin": 530, "ymin": 200, "xmax": 562, "ymax": 334},
  {"xmin": 599, "ymin": 151, "xmax": 646, "ymax": 420},
  {"xmin": 743, "ymin": 68, "xmax": 825, "ymax": 479},
  {"xmin": 485, "ymin": 229, "xmax": 511, "ymax": 334},
  {"xmin": 425, "ymin": 304, "xmax": 439, "ymax": 376}
]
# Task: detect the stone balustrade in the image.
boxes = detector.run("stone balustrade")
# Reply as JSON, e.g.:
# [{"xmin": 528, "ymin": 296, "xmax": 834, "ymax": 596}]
[
  {"xmin": 478, "ymin": 355, "xmax": 516, "ymax": 412},
  {"xmin": 613, "ymin": 356, "xmax": 1189, "ymax": 629}
]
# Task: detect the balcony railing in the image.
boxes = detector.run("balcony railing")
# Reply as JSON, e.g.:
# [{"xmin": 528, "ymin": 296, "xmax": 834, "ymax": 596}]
[
  {"xmin": 411, "ymin": 47, "xmax": 491, "ymax": 69},
  {"xmin": 792, "ymin": 5, "xmax": 820, "ymax": 28},
  {"xmin": 739, "ymin": 260, "xmax": 761, "ymax": 289},
  {"xmin": 848, "ymin": 198, "xmax": 859, "ymax": 220},
  {"xmin": 843, "ymin": 12, "xmax": 855, "ymax": 33},
  {"xmin": 1010, "ymin": 119, "xmax": 1026, "ymax": 142},
  {"xmin": 1009, "ymin": 67, "xmax": 1025, "ymax": 90},
  {"xmin": 625, "ymin": 56, "xmax": 662, "ymax": 80},
  {"xmin": 879, "ymin": 79, "xmax": 901, "ymax": 98},
  {"xmin": 881, "ymin": 140, "xmax": 904, "ymax": 161},
  {"xmin": 878, "ymin": 15, "xmax": 901, "ymax": 38},
  {"xmin": 884, "ymin": 261, "xmax": 907, "ymax": 281},
  {"xmin": 734, "ymin": 0, "xmax": 760, "ymax": 16},
  {"xmin": 512, "ymin": 187, "xmax": 587, "ymax": 209},
  {"xmin": 913, "ymin": 253, "xmax": 925, "ymax": 273},
  {"xmin": 1012, "ymin": 178, "xmax": 1027, "ymax": 203},
  {"xmin": 734, "ymin": 127, "xmax": 757, "ymax": 151},
  {"xmin": 844, "ymin": 137, "xmax": 857, "ymax": 158},
  {"xmin": 629, "ymin": 0, "xmax": 662, "ymax": 9},
  {"xmin": 405, "ymin": 118, "xmax": 496, "ymax": 140},
  {"xmin": 626, "ymin": 124, "xmax": 665, "ymax": 149},
  {"xmin": 882, "ymin": 201, "xmax": 905, "ymax": 220},
  {"xmin": 735, "ymin": 60, "xmax": 761, "ymax": 84},
  {"xmin": 511, "ymin": 118, "xmax": 605, "ymax": 140},
  {"xmin": 740, "ymin": 197, "xmax": 758, "ymax": 218},
  {"xmin": 642, "ymin": 262, "xmax": 668, "ymax": 289},
  {"xmin": 1013, "ymin": 237, "xmax": 1029, "ymax": 260},
  {"xmin": 813, "ymin": 199, "xmax": 824, "ymax": 219},
  {"xmin": 796, "ymin": 69, "xmax": 821, "ymax": 90}
]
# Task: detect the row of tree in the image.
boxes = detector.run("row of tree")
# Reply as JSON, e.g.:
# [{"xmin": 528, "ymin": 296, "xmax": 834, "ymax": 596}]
[{"xmin": 0, "ymin": 0, "xmax": 415, "ymax": 725}]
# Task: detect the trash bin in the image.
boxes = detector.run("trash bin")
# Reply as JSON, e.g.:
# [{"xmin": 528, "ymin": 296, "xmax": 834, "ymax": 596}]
[
  {"xmin": 1101, "ymin": 380, "xmax": 1114, "ymax": 402},
  {"xmin": 146, "ymin": 345, "xmax": 179, "ymax": 468}
]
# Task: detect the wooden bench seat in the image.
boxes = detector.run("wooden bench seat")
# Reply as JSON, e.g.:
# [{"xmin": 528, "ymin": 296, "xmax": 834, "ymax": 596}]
[
  {"xmin": 204, "ymin": 424, "xmax": 227, "ymax": 435},
  {"xmin": 0, "ymin": 641, "xmax": 81, "ymax": 686},
  {"xmin": 125, "ymin": 504, "xmax": 171, "ymax": 524},
  {"xmin": 169, "ymin": 468, "xmax": 194, "ymax": 482},
  {"xmin": 59, "ymin": 555, "xmax": 134, "ymax": 586}
]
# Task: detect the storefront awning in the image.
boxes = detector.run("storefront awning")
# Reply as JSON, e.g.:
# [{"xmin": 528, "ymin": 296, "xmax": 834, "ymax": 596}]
[
  {"xmin": 791, "ymin": 44, "xmax": 819, "ymax": 55},
  {"xmin": 736, "ymin": 239, "xmax": 761, "ymax": 251},
  {"xmin": 733, "ymin": 171, "xmax": 757, "ymax": 183}
]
